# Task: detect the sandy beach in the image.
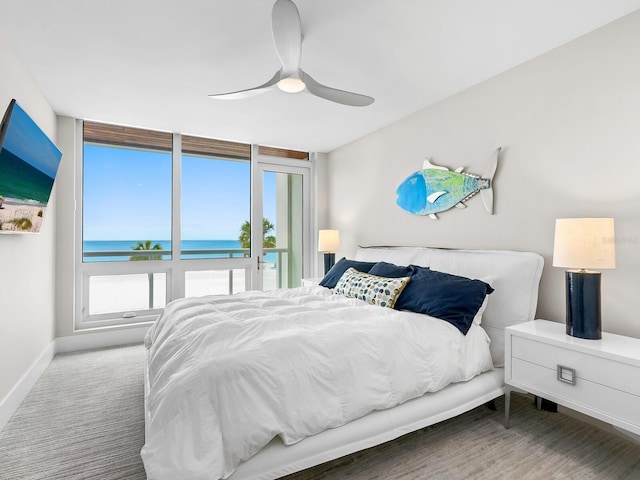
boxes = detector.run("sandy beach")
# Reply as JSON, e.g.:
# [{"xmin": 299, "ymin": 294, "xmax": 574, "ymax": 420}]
[
  {"xmin": 0, "ymin": 201, "xmax": 46, "ymax": 233},
  {"xmin": 89, "ymin": 267, "xmax": 278, "ymax": 315},
  {"xmin": 90, "ymin": 270, "xmax": 245, "ymax": 315}
]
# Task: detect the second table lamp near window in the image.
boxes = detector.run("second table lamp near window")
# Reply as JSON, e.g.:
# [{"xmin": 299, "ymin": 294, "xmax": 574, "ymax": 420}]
[{"xmin": 318, "ymin": 229, "xmax": 340, "ymax": 275}]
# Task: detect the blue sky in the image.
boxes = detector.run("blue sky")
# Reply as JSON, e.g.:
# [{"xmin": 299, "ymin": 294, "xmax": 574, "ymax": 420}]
[
  {"xmin": 83, "ymin": 145, "xmax": 276, "ymax": 241},
  {"xmin": 2, "ymin": 100, "xmax": 61, "ymax": 178}
]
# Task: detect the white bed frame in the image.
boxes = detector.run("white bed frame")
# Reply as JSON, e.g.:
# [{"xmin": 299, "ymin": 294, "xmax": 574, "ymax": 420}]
[
  {"xmin": 145, "ymin": 246, "xmax": 544, "ymax": 480},
  {"xmin": 227, "ymin": 247, "xmax": 543, "ymax": 479}
]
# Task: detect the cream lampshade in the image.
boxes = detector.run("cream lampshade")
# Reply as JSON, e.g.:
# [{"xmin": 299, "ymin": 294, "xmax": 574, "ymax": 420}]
[
  {"xmin": 318, "ymin": 229, "xmax": 340, "ymax": 274},
  {"xmin": 553, "ymin": 218, "xmax": 615, "ymax": 339}
]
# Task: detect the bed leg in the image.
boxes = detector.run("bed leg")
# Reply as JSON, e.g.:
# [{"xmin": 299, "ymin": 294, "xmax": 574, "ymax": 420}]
[{"xmin": 486, "ymin": 399, "xmax": 497, "ymax": 411}]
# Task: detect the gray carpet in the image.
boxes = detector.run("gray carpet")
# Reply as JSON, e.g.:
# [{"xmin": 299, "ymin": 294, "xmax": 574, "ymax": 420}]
[
  {"xmin": 0, "ymin": 345, "xmax": 146, "ymax": 480},
  {"xmin": 1, "ymin": 345, "xmax": 639, "ymax": 480}
]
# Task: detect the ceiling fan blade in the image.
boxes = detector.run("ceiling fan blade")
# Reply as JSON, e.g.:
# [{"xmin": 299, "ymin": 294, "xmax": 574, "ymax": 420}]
[
  {"xmin": 300, "ymin": 70, "xmax": 374, "ymax": 107},
  {"xmin": 272, "ymin": 0, "xmax": 302, "ymax": 76},
  {"xmin": 209, "ymin": 70, "xmax": 282, "ymax": 100}
]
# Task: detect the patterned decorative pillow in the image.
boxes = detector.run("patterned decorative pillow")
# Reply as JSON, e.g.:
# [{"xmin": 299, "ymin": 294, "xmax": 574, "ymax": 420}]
[{"xmin": 334, "ymin": 267, "xmax": 410, "ymax": 308}]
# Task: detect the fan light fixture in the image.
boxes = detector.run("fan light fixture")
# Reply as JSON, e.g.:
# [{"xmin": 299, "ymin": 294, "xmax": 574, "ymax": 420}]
[
  {"xmin": 277, "ymin": 77, "xmax": 306, "ymax": 93},
  {"xmin": 208, "ymin": 0, "xmax": 374, "ymax": 107}
]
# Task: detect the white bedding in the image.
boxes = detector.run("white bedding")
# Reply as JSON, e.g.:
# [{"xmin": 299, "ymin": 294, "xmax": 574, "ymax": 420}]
[{"xmin": 142, "ymin": 285, "xmax": 494, "ymax": 480}]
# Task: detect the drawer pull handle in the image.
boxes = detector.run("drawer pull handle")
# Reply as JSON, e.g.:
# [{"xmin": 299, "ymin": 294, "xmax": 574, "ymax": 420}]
[{"xmin": 557, "ymin": 365, "xmax": 576, "ymax": 385}]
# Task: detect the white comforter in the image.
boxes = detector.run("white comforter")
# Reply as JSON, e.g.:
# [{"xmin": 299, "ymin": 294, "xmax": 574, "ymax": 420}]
[{"xmin": 141, "ymin": 286, "xmax": 493, "ymax": 480}]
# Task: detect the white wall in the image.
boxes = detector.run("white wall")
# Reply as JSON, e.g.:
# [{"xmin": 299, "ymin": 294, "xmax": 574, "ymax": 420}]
[
  {"xmin": 0, "ymin": 35, "xmax": 58, "ymax": 404},
  {"xmin": 55, "ymin": 116, "xmax": 76, "ymax": 338},
  {"xmin": 322, "ymin": 11, "xmax": 640, "ymax": 338}
]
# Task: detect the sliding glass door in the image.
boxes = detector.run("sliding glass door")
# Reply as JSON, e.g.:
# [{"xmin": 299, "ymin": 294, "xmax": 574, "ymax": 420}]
[{"xmin": 251, "ymin": 148, "xmax": 311, "ymax": 291}]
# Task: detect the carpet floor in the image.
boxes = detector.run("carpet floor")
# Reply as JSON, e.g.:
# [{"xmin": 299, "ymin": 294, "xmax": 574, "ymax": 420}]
[{"xmin": 0, "ymin": 345, "xmax": 639, "ymax": 479}]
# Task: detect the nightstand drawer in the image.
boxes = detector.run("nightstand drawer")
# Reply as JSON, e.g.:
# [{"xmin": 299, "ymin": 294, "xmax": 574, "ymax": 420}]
[
  {"xmin": 512, "ymin": 336, "xmax": 640, "ymax": 396},
  {"xmin": 512, "ymin": 358, "xmax": 640, "ymax": 427}
]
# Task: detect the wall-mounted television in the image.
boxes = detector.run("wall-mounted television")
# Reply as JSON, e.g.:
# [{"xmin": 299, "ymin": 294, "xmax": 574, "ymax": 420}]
[{"xmin": 0, "ymin": 99, "xmax": 62, "ymax": 234}]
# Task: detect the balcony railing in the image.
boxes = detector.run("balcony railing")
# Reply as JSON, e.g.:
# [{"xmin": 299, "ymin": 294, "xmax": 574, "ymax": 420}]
[{"xmin": 83, "ymin": 247, "xmax": 251, "ymax": 260}]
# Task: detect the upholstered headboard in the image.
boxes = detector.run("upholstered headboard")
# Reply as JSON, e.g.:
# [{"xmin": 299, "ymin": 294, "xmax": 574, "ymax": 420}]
[{"xmin": 354, "ymin": 246, "xmax": 544, "ymax": 367}]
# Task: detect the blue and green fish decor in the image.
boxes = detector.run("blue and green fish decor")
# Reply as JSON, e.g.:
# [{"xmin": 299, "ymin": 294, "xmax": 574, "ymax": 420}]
[{"xmin": 395, "ymin": 147, "xmax": 501, "ymax": 219}]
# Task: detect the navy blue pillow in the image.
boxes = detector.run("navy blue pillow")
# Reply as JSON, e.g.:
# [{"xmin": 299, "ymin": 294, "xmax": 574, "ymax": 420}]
[
  {"xmin": 397, "ymin": 265, "xmax": 494, "ymax": 335},
  {"xmin": 319, "ymin": 257, "xmax": 377, "ymax": 288},
  {"xmin": 368, "ymin": 261, "xmax": 413, "ymax": 278}
]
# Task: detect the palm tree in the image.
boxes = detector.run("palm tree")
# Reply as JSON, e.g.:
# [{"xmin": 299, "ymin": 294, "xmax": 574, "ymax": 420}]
[
  {"xmin": 238, "ymin": 218, "xmax": 276, "ymax": 249},
  {"xmin": 130, "ymin": 240, "xmax": 164, "ymax": 308},
  {"xmin": 129, "ymin": 240, "xmax": 164, "ymax": 261}
]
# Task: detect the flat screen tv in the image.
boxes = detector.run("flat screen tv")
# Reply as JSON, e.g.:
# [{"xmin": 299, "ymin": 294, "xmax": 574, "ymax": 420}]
[{"xmin": 0, "ymin": 99, "xmax": 62, "ymax": 234}]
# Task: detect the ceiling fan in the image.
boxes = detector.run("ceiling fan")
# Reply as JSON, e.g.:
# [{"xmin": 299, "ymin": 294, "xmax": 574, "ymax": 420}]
[{"xmin": 208, "ymin": 0, "xmax": 374, "ymax": 107}]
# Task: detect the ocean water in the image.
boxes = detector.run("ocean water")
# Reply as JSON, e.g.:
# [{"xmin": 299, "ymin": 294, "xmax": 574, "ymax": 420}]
[
  {"xmin": 83, "ymin": 239, "xmax": 276, "ymax": 262},
  {"xmin": 0, "ymin": 148, "xmax": 55, "ymax": 205}
]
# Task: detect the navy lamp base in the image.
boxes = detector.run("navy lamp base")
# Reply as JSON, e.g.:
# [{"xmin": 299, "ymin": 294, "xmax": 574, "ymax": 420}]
[
  {"xmin": 565, "ymin": 270, "xmax": 602, "ymax": 340},
  {"xmin": 323, "ymin": 252, "xmax": 336, "ymax": 275}
]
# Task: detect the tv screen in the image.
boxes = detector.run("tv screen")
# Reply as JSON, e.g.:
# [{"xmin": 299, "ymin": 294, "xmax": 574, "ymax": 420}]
[{"xmin": 0, "ymin": 99, "xmax": 62, "ymax": 234}]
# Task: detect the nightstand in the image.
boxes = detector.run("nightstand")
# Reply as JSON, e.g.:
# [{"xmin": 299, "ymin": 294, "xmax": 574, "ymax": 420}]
[
  {"xmin": 505, "ymin": 319, "xmax": 640, "ymax": 436},
  {"xmin": 301, "ymin": 277, "xmax": 323, "ymax": 287}
]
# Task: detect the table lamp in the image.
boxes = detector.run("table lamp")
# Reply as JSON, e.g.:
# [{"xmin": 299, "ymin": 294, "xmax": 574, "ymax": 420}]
[
  {"xmin": 318, "ymin": 229, "xmax": 340, "ymax": 275},
  {"xmin": 553, "ymin": 218, "xmax": 615, "ymax": 339}
]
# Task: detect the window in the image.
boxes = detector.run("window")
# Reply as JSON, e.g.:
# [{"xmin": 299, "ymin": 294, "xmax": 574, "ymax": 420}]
[
  {"xmin": 75, "ymin": 121, "xmax": 312, "ymax": 330},
  {"xmin": 83, "ymin": 123, "xmax": 172, "ymax": 263},
  {"xmin": 180, "ymin": 135, "xmax": 251, "ymax": 296},
  {"xmin": 180, "ymin": 135, "xmax": 250, "ymax": 261}
]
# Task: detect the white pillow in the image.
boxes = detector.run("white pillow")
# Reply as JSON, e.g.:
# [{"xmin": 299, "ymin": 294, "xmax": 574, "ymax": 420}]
[{"xmin": 473, "ymin": 295, "xmax": 489, "ymax": 326}]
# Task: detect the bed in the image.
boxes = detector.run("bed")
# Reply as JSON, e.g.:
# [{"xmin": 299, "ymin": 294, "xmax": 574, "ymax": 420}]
[{"xmin": 142, "ymin": 246, "xmax": 544, "ymax": 480}]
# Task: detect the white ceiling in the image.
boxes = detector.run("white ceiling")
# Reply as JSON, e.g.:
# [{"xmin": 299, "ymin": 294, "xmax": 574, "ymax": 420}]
[{"xmin": 2, "ymin": 0, "xmax": 640, "ymax": 153}]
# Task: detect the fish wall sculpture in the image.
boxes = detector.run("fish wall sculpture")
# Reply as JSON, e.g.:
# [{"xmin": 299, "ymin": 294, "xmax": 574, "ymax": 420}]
[{"xmin": 396, "ymin": 147, "xmax": 501, "ymax": 219}]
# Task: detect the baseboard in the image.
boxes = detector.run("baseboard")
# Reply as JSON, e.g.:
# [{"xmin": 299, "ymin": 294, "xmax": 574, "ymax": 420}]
[
  {"xmin": 0, "ymin": 340, "xmax": 56, "ymax": 433},
  {"xmin": 55, "ymin": 325, "xmax": 150, "ymax": 353},
  {"xmin": 0, "ymin": 325, "xmax": 150, "ymax": 433}
]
